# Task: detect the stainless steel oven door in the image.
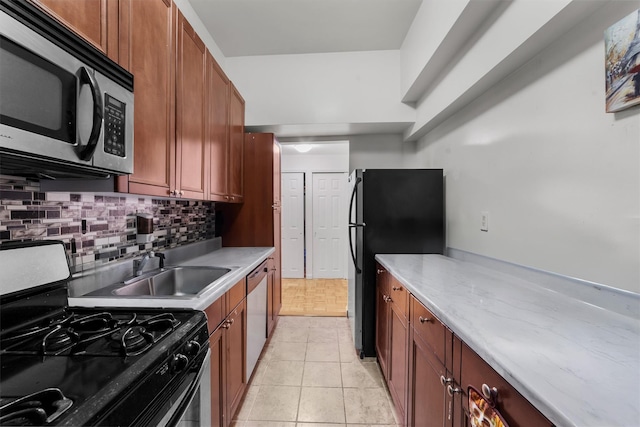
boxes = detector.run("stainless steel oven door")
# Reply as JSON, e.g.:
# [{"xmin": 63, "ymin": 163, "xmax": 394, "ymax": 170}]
[{"xmin": 157, "ymin": 348, "xmax": 211, "ymax": 427}]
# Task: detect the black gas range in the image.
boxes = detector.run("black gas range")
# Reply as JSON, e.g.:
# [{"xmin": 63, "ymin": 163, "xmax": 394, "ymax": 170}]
[{"xmin": 0, "ymin": 241, "xmax": 210, "ymax": 426}]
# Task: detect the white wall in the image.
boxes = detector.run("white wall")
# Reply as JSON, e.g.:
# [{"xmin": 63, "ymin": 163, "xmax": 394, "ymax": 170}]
[
  {"xmin": 225, "ymin": 51, "xmax": 415, "ymax": 128},
  {"xmin": 416, "ymin": 3, "xmax": 640, "ymax": 292},
  {"xmin": 282, "ymin": 145, "xmax": 350, "ymax": 278},
  {"xmin": 349, "ymin": 134, "xmax": 420, "ymax": 171}
]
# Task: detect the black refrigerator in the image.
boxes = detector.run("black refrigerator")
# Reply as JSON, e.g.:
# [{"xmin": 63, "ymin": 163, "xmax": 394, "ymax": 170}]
[{"xmin": 347, "ymin": 169, "xmax": 444, "ymax": 358}]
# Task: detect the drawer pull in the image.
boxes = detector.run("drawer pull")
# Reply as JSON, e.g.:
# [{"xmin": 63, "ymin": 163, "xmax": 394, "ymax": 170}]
[
  {"xmin": 392, "ymin": 286, "xmax": 402, "ymax": 291},
  {"xmin": 482, "ymin": 384, "xmax": 498, "ymax": 400},
  {"xmin": 440, "ymin": 376, "xmax": 453, "ymax": 386},
  {"xmin": 383, "ymin": 295, "xmax": 392, "ymax": 303},
  {"xmin": 419, "ymin": 316, "xmax": 432, "ymax": 324},
  {"xmin": 377, "ymin": 269, "xmax": 385, "ymax": 274},
  {"xmin": 221, "ymin": 321, "xmax": 230, "ymax": 329},
  {"xmin": 447, "ymin": 385, "xmax": 462, "ymax": 396}
]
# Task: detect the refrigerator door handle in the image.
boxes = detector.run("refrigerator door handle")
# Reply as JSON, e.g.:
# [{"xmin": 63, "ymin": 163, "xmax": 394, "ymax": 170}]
[{"xmin": 348, "ymin": 177, "xmax": 363, "ymax": 274}]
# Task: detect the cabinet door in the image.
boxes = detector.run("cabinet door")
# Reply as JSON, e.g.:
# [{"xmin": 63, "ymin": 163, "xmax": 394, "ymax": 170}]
[
  {"xmin": 207, "ymin": 52, "xmax": 230, "ymax": 202},
  {"xmin": 209, "ymin": 326, "xmax": 225, "ymax": 427},
  {"xmin": 175, "ymin": 11, "xmax": 207, "ymax": 200},
  {"xmin": 408, "ymin": 327, "xmax": 450, "ymax": 427},
  {"xmin": 228, "ymin": 83, "xmax": 245, "ymax": 203},
  {"xmin": 460, "ymin": 343, "xmax": 552, "ymax": 427},
  {"xmin": 225, "ymin": 299, "xmax": 247, "ymax": 422},
  {"xmin": 376, "ymin": 266, "xmax": 390, "ymax": 379},
  {"xmin": 117, "ymin": 0, "xmax": 175, "ymax": 197},
  {"xmin": 267, "ymin": 262, "xmax": 275, "ymax": 337},
  {"xmin": 388, "ymin": 304, "xmax": 408, "ymax": 423},
  {"xmin": 32, "ymin": 0, "xmax": 118, "ymax": 61}
]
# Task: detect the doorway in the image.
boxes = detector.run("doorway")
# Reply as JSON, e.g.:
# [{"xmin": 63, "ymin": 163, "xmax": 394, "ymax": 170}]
[
  {"xmin": 312, "ymin": 172, "xmax": 348, "ymax": 279},
  {"xmin": 279, "ymin": 142, "xmax": 350, "ymax": 316},
  {"xmin": 281, "ymin": 172, "xmax": 305, "ymax": 278}
]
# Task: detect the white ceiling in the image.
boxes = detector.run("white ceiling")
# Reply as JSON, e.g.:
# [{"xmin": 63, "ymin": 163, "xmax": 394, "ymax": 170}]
[{"xmin": 188, "ymin": 0, "xmax": 423, "ymax": 57}]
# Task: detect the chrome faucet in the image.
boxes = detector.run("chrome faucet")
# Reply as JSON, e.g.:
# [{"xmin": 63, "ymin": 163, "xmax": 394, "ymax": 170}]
[{"xmin": 133, "ymin": 251, "xmax": 165, "ymax": 276}]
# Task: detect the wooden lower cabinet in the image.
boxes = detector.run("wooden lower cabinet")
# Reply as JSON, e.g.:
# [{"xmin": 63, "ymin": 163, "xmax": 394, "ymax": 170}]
[
  {"xmin": 225, "ymin": 299, "xmax": 247, "ymax": 422},
  {"xmin": 376, "ymin": 264, "xmax": 408, "ymax": 423},
  {"xmin": 376, "ymin": 266, "xmax": 390, "ymax": 379},
  {"xmin": 266, "ymin": 256, "xmax": 279, "ymax": 337},
  {"xmin": 209, "ymin": 325, "xmax": 225, "ymax": 427},
  {"xmin": 378, "ymin": 271, "xmax": 553, "ymax": 427},
  {"xmin": 408, "ymin": 329, "xmax": 449, "ymax": 427},
  {"xmin": 205, "ymin": 278, "xmax": 248, "ymax": 427},
  {"xmin": 388, "ymin": 304, "xmax": 408, "ymax": 422},
  {"xmin": 458, "ymin": 342, "xmax": 552, "ymax": 427}
]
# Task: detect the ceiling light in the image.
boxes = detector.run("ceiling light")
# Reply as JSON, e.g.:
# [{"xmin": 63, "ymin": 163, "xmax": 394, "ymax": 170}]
[{"xmin": 294, "ymin": 144, "xmax": 312, "ymax": 153}]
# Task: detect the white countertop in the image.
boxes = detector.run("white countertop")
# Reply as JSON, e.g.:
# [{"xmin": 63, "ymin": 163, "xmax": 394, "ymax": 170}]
[
  {"xmin": 69, "ymin": 247, "xmax": 275, "ymax": 311},
  {"xmin": 375, "ymin": 254, "xmax": 640, "ymax": 427}
]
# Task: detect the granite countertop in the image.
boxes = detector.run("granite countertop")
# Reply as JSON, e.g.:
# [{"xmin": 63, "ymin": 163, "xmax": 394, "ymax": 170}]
[
  {"xmin": 69, "ymin": 246, "xmax": 275, "ymax": 311},
  {"xmin": 375, "ymin": 254, "xmax": 640, "ymax": 427}
]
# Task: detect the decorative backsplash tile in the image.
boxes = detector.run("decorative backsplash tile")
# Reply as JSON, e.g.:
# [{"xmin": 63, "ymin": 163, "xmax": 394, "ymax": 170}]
[{"xmin": 0, "ymin": 175, "xmax": 215, "ymax": 274}]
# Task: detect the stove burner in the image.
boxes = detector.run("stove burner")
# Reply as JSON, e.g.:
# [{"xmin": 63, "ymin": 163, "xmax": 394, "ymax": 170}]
[
  {"xmin": 111, "ymin": 327, "xmax": 155, "ymax": 356},
  {"xmin": 0, "ymin": 388, "xmax": 73, "ymax": 426},
  {"xmin": 140, "ymin": 313, "xmax": 180, "ymax": 331},
  {"xmin": 42, "ymin": 326, "xmax": 78, "ymax": 354}
]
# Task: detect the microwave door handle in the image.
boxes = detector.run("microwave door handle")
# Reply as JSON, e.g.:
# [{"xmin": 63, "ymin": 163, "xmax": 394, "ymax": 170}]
[{"xmin": 77, "ymin": 67, "xmax": 103, "ymax": 161}]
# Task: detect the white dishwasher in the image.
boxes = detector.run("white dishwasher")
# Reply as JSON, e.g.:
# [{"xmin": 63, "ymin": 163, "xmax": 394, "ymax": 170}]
[{"xmin": 246, "ymin": 261, "xmax": 268, "ymax": 380}]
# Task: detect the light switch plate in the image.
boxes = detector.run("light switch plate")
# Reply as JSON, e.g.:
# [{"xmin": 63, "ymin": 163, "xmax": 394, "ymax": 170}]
[{"xmin": 481, "ymin": 211, "xmax": 489, "ymax": 232}]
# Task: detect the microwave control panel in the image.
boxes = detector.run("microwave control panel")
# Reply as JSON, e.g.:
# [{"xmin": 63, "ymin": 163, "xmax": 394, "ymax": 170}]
[{"xmin": 103, "ymin": 94, "xmax": 126, "ymax": 158}]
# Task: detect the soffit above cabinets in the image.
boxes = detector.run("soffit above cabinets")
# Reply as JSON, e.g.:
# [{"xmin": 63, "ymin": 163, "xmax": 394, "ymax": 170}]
[{"xmin": 188, "ymin": 0, "xmax": 423, "ymax": 57}]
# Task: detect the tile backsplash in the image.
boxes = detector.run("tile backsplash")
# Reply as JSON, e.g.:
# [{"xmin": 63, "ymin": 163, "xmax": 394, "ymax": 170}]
[{"xmin": 0, "ymin": 175, "xmax": 215, "ymax": 274}]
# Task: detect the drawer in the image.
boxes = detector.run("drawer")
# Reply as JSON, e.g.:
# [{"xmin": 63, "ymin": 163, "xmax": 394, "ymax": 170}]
[
  {"xmin": 460, "ymin": 343, "xmax": 552, "ymax": 427},
  {"xmin": 204, "ymin": 295, "xmax": 224, "ymax": 334},
  {"xmin": 388, "ymin": 275, "xmax": 408, "ymax": 317},
  {"xmin": 226, "ymin": 277, "xmax": 246, "ymax": 314},
  {"xmin": 411, "ymin": 295, "xmax": 446, "ymax": 364}
]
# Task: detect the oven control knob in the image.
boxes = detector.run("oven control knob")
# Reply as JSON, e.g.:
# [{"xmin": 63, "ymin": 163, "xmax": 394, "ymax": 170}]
[
  {"xmin": 184, "ymin": 340, "xmax": 201, "ymax": 356},
  {"xmin": 169, "ymin": 353, "xmax": 189, "ymax": 373}
]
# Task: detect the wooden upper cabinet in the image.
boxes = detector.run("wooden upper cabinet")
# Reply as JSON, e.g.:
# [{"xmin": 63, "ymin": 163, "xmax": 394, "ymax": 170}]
[
  {"xmin": 228, "ymin": 83, "xmax": 245, "ymax": 203},
  {"xmin": 116, "ymin": 0, "xmax": 175, "ymax": 197},
  {"xmin": 175, "ymin": 11, "xmax": 207, "ymax": 200},
  {"xmin": 206, "ymin": 53, "xmax": 230, "ymax": 202},
  {"xmin": 32, "ymin": 0, "xmax": 119, "ymax": 61}
]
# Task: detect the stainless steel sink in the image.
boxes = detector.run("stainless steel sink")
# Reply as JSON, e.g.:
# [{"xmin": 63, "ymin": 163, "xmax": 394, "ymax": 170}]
[{"xmin": 112, "ymin": 266, "xmax": 231, "ymax": 297}]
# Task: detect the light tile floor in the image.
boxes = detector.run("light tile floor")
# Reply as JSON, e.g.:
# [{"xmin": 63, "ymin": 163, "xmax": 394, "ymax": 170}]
[{"xmin": 232, "ymin": 316, "xmax": 401, "ymax": 427}]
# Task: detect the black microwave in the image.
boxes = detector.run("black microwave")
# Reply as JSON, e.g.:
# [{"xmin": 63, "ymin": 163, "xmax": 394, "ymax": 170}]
[{"xmin": 0, "ymin": 0, "xmax": 134, "ymax": 179}]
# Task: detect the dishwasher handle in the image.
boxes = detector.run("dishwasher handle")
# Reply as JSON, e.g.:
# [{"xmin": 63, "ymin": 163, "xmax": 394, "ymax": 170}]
[{"xmin": 247, "ymin": 259, "xmax": 269, "ymax": 294}]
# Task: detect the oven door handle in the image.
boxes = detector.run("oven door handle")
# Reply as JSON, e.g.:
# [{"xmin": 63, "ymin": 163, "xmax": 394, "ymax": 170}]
[{"xmin": 164, "ymin": 348, "xmax": 211, "ymax": 427}]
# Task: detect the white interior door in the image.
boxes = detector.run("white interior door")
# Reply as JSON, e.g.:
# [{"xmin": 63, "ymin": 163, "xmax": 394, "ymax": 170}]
[
  {"xmin": 281, "ymin": 172, "xmax": 305, "ymax": 278},
  {"xmin": 312, "ymin": 172, "xmax": 348, "ymax": 278}
]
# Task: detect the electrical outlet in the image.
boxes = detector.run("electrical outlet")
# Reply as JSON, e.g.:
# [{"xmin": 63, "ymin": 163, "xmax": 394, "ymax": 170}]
[{"xmin": 481, "ymin": 212, "xmax": 489, "ymax": 232}]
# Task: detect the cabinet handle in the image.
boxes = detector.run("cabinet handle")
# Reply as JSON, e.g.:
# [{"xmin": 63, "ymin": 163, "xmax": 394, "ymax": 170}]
[
  {"xmin": 229, "ymin": 318, "xmax": 235, "ymax": 325},
  {"xmin": 482, "ymin": 384, "xmax": 498, "ymax": 400},
  {"xmin": 419, "ymin": 316, "xmax": 432, "ymax": 324},
  {"xmin": 178, "ymin": 190, "xmax": 184, "ymax": 197},
  {"xmin": 392, "ymin": 286, "xmax": 402, "ymax": 291},
  {"xmin": 440, "ymin": 376, "xmax": 453, "ymax": 386},
  {"xmin": 169, "ymin": 190, "xmax": 175, "ymax": 196},
  {"xmin": 221, "ymin": 321, "xmax": 230, "ymax": 329},
  {"xmin": 377, "ymin": 269, "xmax": 385, "ymax": 274},
  {"xmin": 447, "ymin": 385, "xmax": 462, "ymax": 396},
  {"xmin": 231, "ymin": 196, "xmax": 235, "ymax": 201},
  {"xmin": 384, "ymin": 295, "xmax": 392, "ymax": 303}
]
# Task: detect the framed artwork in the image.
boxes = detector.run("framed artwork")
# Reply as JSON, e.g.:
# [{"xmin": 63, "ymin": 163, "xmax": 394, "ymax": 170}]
[{"xmin": 604, "ymin": 9, "xmax": 640, "ymax": 113}]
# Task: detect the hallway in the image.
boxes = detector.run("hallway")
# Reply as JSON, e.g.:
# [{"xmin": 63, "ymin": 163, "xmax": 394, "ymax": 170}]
[
  {"xmin": 232, "ymin": 316, "xmax": 400, "ymax": 426},
  {"xmin": 280, "ymin": 279, "xmax": 348, "ymax": 317}
]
